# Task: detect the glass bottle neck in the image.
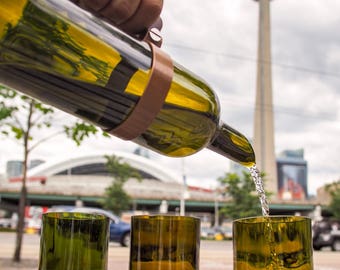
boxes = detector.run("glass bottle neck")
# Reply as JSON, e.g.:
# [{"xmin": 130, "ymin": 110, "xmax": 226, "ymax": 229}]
[{"xmin": 208, "ymin": 122, "xmax": 255, "ymax": 167}]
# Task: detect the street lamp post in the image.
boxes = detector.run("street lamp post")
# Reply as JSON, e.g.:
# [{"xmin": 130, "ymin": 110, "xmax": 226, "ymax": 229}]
[{"xmin": 214, "ymin": 190, "xmax": 220, "ymax": 226}]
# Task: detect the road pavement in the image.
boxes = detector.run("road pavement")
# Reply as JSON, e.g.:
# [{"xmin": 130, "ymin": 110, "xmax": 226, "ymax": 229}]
[{"xmin": 0, "ymin": 232, "xmax": 339, "ymax": 269}]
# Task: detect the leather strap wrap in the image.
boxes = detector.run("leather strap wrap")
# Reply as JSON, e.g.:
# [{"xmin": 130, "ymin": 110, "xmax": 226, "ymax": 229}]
[{"xmin": 108, "ymin": 43, "xmax": 173, "ymax": 140}]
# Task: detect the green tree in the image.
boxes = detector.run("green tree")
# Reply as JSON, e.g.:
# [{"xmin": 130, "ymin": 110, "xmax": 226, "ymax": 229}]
[
  {"xmin": 102, "ymin": 155, "xmax": 141, "ymax": 216},
  {"xmin": 0, "ymin": 85, "xmax": 105, "ymax": 262},
  {"xmin": 325, "ymin": 180, "xmax": 340, "ymax": 219},
  {"xmin": 217, "ymin": 171, "xmax": 270, "ymax": 219}
]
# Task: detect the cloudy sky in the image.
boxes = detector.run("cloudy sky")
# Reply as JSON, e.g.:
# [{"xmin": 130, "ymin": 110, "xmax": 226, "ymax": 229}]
[{"xmin": 1, "ymin": 0, "xmax": 340, "ymax": 196}]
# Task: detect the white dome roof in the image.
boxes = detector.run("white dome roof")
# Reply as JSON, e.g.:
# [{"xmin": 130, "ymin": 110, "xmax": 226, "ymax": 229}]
[{"xmin": 27, "ymin": 151, "xmax": 180, "ymax": 183}]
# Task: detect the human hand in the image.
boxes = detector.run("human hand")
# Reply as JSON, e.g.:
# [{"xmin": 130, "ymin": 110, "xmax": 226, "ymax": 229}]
[{"xmin": 70, "ymin": 0, "xmax": 163, "ymax": 36}]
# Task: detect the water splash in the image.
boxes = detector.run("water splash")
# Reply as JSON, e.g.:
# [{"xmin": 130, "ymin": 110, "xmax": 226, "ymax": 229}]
[{"xmin": 249, "ymin": 164, "xmax": 270, "ymax": 217}]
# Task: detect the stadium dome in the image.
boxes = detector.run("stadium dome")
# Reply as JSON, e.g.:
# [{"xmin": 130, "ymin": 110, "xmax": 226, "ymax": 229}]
[{"xmin": 26, "ymin": 151, "xmax": 180, "ymax": 184}]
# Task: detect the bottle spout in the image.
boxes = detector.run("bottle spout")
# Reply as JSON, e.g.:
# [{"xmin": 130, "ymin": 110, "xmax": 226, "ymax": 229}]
[{"xmin": 208, "ymin": 122, "xmax": 255, "ymax": 167}]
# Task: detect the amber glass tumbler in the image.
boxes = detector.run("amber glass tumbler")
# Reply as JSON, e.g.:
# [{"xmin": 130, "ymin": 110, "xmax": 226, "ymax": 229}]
[
  {"xmin": 38, "ymin": 212, "xmax": 109, "ymax": 270},
  {"xmin": 233, "ymin": 216, "xmax": 313, "ymax": 269},
  {"xmin": 130, "ymin": 215, "xmax": 200, "ymax": 270}
]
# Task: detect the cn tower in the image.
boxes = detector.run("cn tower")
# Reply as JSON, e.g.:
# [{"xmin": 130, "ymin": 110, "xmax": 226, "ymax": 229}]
[{"xmin": 253, "ymin": 0, "xmax": 277, "ymax": 195}]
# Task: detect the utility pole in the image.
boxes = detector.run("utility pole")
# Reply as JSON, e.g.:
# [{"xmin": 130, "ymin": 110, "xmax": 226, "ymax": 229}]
[
  {"xmin": 214, "ymin": 191, "xmax": 219, "ymax": 227},
  {"xmin": 253, "ymin": 0, "xmax": 278, "ymax": 195}
]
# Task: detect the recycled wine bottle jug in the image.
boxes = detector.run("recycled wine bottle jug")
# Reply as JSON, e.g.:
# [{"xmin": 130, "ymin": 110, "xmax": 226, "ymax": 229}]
[{"xmin": 0, "ymin": 0, "xmax": 255, "ymax": 166}]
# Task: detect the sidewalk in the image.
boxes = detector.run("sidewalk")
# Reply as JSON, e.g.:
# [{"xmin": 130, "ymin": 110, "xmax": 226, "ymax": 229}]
[
  {"xmin": 0, "ymin": 258, "xmax": 37, "ymax": 270},
  {"xmin": 0, "ymin": 232, "xmax": 39, "ymax": 270}
]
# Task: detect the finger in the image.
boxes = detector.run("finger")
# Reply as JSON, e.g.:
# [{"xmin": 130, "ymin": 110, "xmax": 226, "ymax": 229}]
[
  {"xmin": 99, "ymin": 0, "xmax": 141, "ymax": 25},
  {"xmin": 151, "ymin": 17, "xmax": 163, "ymax": 31},
  {"xmin": 77, "ymin": 0, "xmax": 111, "ymax": 12},
  {"xmin": 119, "ymin": 0, "xmax": 163, "ymax": 35}
]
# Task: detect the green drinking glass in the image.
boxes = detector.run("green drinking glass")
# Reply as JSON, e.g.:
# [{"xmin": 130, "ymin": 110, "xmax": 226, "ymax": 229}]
[
  {"xmin": 233, "ymin": 216, "xmax": 313, "ymax": 270},
  {"xmin": 38, "ymin": 212, "xmax": 109, "ymax": 270},
  {"xmin": 130, "ymin": 215, "xmax": 200, "ymax": 270}
]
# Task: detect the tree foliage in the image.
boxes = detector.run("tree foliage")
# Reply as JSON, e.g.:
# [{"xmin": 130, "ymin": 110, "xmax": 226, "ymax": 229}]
[
  {"xmin": 217, "ymin": 170, "xmax": 270, "ymax": 219},
  {"xmin": 0, "ymin": 85, "xmax": 103, "ymax": 262},
  {"xmin": 0, "ymin": 86, "xmax": 102, "ymax": 152},
  {"xmin": 101, "ymin": 155, "xmax": 141, "ymax": 216},
  {"xmin": 325, "ymin": 180, "xmax": 340, "ymax": 219}
]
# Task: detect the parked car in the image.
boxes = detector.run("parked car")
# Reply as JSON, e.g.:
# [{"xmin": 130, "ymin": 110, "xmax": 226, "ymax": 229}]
[
  {"xmin": 0, "ymin": 218, "xmax": 11, "ymax": 228},
  {"xmin": 201, "ymin": 227, "xmax": 217, "ymax": 239},
  {"xmin": 313, "ymin": 220, "xmax": 340, "ymax": 251},
  {"xmin": 46, "ymin": 206, "xmax": 131, "ymax": 247},
  {"xmin": 200, "ymin": 226, "xmax": 227, "ymax": 240},
  {"xmin": 215, "ymin": 226, "xmax": 233, "ymax": 240}
]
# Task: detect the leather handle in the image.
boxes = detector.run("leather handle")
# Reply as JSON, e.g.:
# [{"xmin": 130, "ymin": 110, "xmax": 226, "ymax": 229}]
[{"xmin": 108, "ymin": 43, "xmax": 174, "ymax": 140}]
